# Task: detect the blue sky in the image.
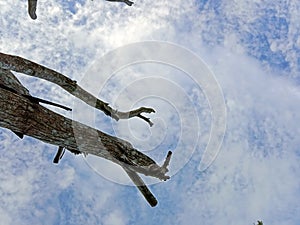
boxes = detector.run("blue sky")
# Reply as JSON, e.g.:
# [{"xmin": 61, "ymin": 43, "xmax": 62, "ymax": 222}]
[{"xmin": 1, "ymin": 1, "xmax": 300, "ymax": 225}]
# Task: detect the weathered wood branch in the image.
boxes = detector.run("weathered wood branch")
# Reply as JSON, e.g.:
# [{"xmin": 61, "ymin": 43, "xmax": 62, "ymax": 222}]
[
  {"xmin": 0, "ymin": 52, "xmax": 155, "ymax": 126},
  {"xmin": 0, "ymin": 68, "xmax": 171, "ymax": 206},
  {"xmin": 0, "ymin": 86, "xmax": 170, "ymax": 206},
  {"xmin": 0, "ymin": 74, "xmax": 170, "ymax": 177}
]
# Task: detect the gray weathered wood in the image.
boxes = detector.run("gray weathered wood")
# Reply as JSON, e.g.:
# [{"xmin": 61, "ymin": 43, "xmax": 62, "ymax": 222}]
[
  {"xmin": 0, "ymin": 52, "xmax": 155, "ymax": 126},
  {"xmin": 0, "ymin": 58, "xmax": 171, "ymax": 207}
]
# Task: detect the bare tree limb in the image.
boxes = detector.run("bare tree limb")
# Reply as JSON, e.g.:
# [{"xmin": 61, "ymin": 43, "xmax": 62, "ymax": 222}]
[
  {"xmin": 0, "ymin": 52, "xmax": 155, "ymax": 126},
  {"xmin": 0, "ymin": 87, "xmax": 171, "ymax": 205},
  {"xmin": 0, "ymin": 86, "xmax": 170, "ymax": 180},
  {"xmin": 0, "ymin": 69, "xmax": 172, "ymax": 206}
]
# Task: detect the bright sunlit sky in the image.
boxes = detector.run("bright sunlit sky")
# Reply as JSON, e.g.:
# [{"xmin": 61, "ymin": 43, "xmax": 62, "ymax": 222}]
[{"xmin": 1, "ymin": 1, "xmax": 300, "ymax": 225}]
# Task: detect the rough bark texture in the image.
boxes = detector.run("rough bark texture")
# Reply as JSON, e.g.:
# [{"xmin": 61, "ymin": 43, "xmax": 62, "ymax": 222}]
[
  {"xmin": 0, "ymin": 56, "xmax": 171, "ymax": 207},
  {"xmin": 0, "ymin": 84, "xmax": 168, "ymax": 178}
]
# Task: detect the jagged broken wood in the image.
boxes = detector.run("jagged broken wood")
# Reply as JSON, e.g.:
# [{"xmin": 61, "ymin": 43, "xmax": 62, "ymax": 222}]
[{"xmin": 0, "ymin": 56, "xmax": 171, "ymax": 207}]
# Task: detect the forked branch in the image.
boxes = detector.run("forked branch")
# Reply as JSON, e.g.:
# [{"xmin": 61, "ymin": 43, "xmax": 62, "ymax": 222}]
[
  {"xmin": 0, "ymin": 58, "xmax": 171, "ymax": 207},
  {"xmin": 0, "ymin": 83, "xmax": 171, "ymax": 206}
]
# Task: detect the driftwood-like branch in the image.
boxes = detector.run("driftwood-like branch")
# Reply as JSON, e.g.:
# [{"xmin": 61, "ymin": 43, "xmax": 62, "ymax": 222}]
[
  {"xmin": 0, "ymin": 64, "xmax": 171, "ymax": 207},
  {"xmin": 0, "ymin": 83, "xmax": 171, "ymax": 206},
  {"xmin": 0, "ymin": 52, "xmax": 155, "ymax": 126}
]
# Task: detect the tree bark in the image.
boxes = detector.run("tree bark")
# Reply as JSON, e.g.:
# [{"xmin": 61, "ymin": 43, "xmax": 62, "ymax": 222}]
[{"xmin": 0, "ymin": 85, "xmax": 170, "ymax": 177}]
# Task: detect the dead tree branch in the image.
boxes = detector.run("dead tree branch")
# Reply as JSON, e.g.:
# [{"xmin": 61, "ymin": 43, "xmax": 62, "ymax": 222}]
[
  {"xmin": 0, "ymin": 58, "xmax": 171, "ymax": 207},
  {"xmin": 0, "ymin": 52, "xmax": 155, "ymax": 126},
  {"xmin": 0, "ymin": 85, "xmax": 170, "ymax": 180}
]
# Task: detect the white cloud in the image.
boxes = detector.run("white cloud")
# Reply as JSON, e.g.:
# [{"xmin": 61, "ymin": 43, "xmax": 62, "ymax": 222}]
[
  {"xmin": 1, "ymin": 0, "xmax": 300, "ymax": 225},
  {"xmin": 104, "ymin": 209, "xmax": 127, "ymax": 225},
  {"xmin": 0, "ymin": 207, "xmax": 12, "ymax": 225},
  {"xmin": 168, "ymin": 46, "xmax": 300, "ymax": 225}
]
